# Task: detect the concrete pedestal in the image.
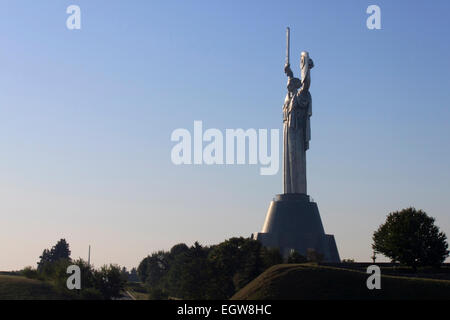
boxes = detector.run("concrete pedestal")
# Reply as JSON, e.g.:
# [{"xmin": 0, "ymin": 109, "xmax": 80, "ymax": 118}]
[{"xmin": 253, "ymin": 193, "xmax": 340, "ymax": 262}]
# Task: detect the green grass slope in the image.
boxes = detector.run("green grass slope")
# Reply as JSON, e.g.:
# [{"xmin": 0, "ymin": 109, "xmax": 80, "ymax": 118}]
[
  {"xmin": 232, "ymin": 264, "xmax": 450, "ymax": 300},
  {"xmin": 0, "ymin": 275, "xmax": 72, "ymax": 300}
]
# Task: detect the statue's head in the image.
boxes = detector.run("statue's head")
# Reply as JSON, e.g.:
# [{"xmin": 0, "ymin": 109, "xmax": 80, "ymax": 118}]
[
  {"xmin": 301, "ymin": 51, "xmax": 314, "ymax": 71},
  {"xmin": 300, "ymin": 51, "xmax": 314, "ymax": 83}
]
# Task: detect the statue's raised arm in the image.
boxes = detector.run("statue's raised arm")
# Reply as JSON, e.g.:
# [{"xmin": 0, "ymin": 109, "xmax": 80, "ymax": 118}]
[{"xmin": 284, "ymin": 27, "xmax": 301, "ymax": 94}]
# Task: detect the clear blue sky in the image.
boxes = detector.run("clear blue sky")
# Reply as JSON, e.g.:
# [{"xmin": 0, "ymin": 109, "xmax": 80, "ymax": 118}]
[{"xmin": 1, "ymin": 0, "xmax": 449, "ymax": 270}]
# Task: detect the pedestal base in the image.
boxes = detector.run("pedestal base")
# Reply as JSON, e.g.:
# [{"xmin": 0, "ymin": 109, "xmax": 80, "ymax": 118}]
[{"xmin": 253, "ymin": 194, "xmax": 340, "ymax": 262}]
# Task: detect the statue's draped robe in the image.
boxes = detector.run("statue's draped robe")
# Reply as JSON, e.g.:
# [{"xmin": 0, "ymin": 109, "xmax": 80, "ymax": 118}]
[{"xmin": 283, "ymin": 82, "xmax": 312, "ymax": 194}]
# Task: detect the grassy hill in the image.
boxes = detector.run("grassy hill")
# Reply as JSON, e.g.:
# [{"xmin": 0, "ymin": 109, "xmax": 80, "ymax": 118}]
[
  {"xmin": 0, "ymin": 275, "xmax": 72, "ymax": 300},
  {"xmin": 232, "ymin": 264, "xmax": 450, "ymax": 300}
]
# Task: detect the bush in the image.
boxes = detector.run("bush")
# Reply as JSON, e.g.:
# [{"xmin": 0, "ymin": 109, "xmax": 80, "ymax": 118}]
[{"xmin": 21, "ymin": 266, "xmax": 39, "ymax": 279}]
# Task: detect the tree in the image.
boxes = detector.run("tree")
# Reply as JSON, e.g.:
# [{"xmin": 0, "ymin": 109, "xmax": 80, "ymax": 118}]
[
  {"xmin": 137, "ymin": 250, "xmax": 172, "ymax": 287},
  {"xmin": 170, "ymin": 243, "xmax": 189, "ymax": 257},
  {"xmin": 94, "ymin": 264, "xmax": 127, "ymax": 299},
  {"xmin": 137, "ymin": 256, "xmax": 151, "ymax": 282},
  {"xmin": 373, "ymin": 207, "xmax": 449, "ymax": 270},
  {"xmin": 262, "ymin": 247, "xmax": 283, "ymax": 267},
  {"xmin": 37, "ymin": 239, "xmax": 71, "ymax": 273},
  {"xmin": 165, "ymin": 242, "xmax": 212, "ymax": 299},
  {"xmin": 207, "ymin": 237, "xmax": 248, "ymax": 298},
  {"xmin": 72, "ymin": 258, "xmax": 97, "ymax": 291},
  {"xmin": 138, "ymin": 238, "xmax": 285, "ymax": 300},
  {"xmin": 145, "ymin": 251, "xmax": 170, "ymax": 288},
  {"xmin": 207, "ymin": 237, "xmax": 279, "ymax": 297},
  {"xmin": 37, "ymin": 249, "xmax": 52, "ymax": 271},
  {"xmin": 128, "ymin": 267, "xmax": 139, "ymax": 282},
  {"xmin": 51, "ymin": 239, "xmax": 71, "ymax": 261}
]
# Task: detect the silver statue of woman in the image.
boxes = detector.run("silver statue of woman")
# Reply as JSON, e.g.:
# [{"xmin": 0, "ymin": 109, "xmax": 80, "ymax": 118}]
[{"xmin": 283, "ymin": 44, "xmax": 314, "ymax": 194}]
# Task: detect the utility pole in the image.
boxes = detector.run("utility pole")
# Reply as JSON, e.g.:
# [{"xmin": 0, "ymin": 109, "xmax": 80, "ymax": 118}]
[{"xmin": 88, "ymin": 245, "xmax": 91, "ymax": 267}]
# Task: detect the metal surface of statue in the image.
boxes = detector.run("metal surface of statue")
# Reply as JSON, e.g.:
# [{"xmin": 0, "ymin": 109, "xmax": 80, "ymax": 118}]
[
  {"xmin": 283, "ymin": 46, "xmax": 313, "ymax": 194},
  {"xmin": 253, "ymin": 28, "xmax": 340, "ymax": 262}
]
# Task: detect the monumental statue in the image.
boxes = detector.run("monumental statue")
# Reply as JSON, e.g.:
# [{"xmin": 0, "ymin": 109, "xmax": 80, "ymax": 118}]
[
  {"xmin": 253, "ymin": 28, "xmax": 340, "ymax": 262},
  {"xmin": 283, "ymin": 49, "xmax": 313, "ymax": 194}
]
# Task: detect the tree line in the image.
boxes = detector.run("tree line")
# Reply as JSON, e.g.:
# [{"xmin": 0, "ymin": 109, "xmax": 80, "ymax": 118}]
[
  {"xmin": 22, "ymin": 239, "xmax": 127, "ymax": 300},
  {"xmin": 136, "ymin": 237, "xmax": 321, "ymax": 300}
]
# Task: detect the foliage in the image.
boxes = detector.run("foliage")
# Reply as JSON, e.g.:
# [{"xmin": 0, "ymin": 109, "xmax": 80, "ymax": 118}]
[
  {"xmin": 30, "ymin": 239, "xmax": 127, "ymax": 300},
  {"xmin": 21, "ymin": 266, "xmax": 39, "ymax": 280},
  {"xmin": 137, "ymin": 256, "xmax": 150, "ymax": 283},
  {"xmin": 120, "ymin": 267, "xmax": 140, "ymax": 282},
  {"xmin": 93, "ymin": 264, "xmax": 127, "ymax": 300},
  {"xmin": 137, "ymin": 238, "xmax": 283, "ymax": 299},
  {"xmin": 262, "ymin": 247, "xmax": 284, "ymax": 266},
  {"xmin": 128, "ymin": 267, "xmax": 140, "ymax": 282},
  {"xmin": 164, "ymin": 242, "xmax": 213, "ymax": 299},
  {"xmin": 37, "ymin": 239, "xmax": 71, "ymax": 271},
  {"xmin": 373, "ymin": 207, "xmax": 449, "ymax": 269}
]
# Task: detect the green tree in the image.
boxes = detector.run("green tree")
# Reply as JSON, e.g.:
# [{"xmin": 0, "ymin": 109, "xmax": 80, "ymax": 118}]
[
  {"xmin": 51, "ymin": 239, "xmax": 71, "ymax": 261},
  {"xmin": 373, "ymin": 207, "xmax": 449, "ymax": 270},
  {"xmin": 233, "ymin": 239, "xmax": 266, "ymax": 291},
  {"xmin": 145, "ymin": 251, "xmax": 170, "ymax": 289},
  {"xmin": 165, "ymin": 242, "xmax": 212, "ymax": 299},
  {"xmin": 137, "ymin": 249, "xmax": 172, "ymax": 287},
  {"xmin": 72, "ymin": 258, "xmax": 96, "ymax": 290},
  {"xmin": 138, "ymin": 238, "xmax": 285, "ymax": 300},
  {"xmin": 207, "ymin": 238, "xmax": 248, "ymax": 298},
  {"xmin": 261, "ymin": 247, "xmax": 283, "ymax": 267},
  {"xmin": 128, "ymin": 267, "xmax": 139, "ymax": 282},
  {"xmin": 94, "ymin": 264, "xmax": 126, "ymax": 299},
  {"xmin": 37, "ymin": 249, "xmax": 52, "ymax": 271},
  {"xmin": 37, "ymin": 239, "xmax": 71, "ymax": 271},
  {"xmin": 137, "ymin": 256, "xmax": 150, "ymax": 282},
  {"xmin": 207, "ymin": 237, "xmax": 280, "ymax": 298},
  {"xmin": 170, "ymin": 243, "xmax": 189, "ymax": 257}
]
